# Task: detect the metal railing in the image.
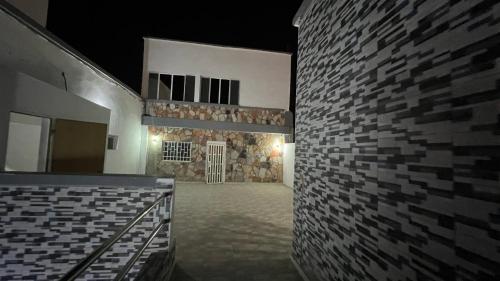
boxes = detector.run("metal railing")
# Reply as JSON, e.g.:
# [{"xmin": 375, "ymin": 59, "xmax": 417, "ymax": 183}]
[{"xmin": 58, "ymin": 188, "xmax": 175, "ymax": 281}]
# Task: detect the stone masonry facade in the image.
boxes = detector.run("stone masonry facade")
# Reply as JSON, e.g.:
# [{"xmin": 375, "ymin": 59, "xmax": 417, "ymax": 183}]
[
  {"xmin": 146, "ymin": 126, "xmax": 283, "ymax": 183},
  {"xmin": 147, "ymin": 100, "xmax": 286, "ymax": 126}
]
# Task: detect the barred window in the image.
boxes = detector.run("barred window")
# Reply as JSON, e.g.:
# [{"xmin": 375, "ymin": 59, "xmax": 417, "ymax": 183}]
[{"xmin": 162, "ymin": 141, "xmax": 192, "ymax": 162}]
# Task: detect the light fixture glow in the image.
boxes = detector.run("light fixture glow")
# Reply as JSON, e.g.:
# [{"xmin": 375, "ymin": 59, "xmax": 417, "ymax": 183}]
[{"xmin": 273, "ymin": 138, "xmax": 282, "ymax": 150}]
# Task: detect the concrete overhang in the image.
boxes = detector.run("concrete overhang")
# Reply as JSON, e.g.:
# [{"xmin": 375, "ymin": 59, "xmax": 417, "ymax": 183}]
[
  {"xmin": 144, "ymin": 37, "xmax": 293, "ymax": 56},
  {"xmin": 142, "ymin": 116, "xmax": 293, "ymax": 135}
]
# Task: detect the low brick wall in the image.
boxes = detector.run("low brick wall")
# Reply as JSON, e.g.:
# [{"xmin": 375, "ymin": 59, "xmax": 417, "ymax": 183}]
[
  {"xmin": 147, "ymin": 100, "xmax": 286, "ymax": 126},
  {"xmin": 147, "ymin": 127, "xmax": 283, "ymax": 183},
  {"xmin": 0, "ymin": 174, "xmax": 173, "ymax": 281}
]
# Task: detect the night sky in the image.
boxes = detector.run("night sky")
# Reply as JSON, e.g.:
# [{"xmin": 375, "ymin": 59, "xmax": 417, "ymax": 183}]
[{"xmin": 46, "ymin": 1, "xmax": 303, "ymax": 112}]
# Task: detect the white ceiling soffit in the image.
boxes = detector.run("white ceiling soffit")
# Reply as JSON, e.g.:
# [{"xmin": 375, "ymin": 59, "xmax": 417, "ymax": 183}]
[{"xmin": 293, "ymin": 0, "xmax": 315, "ymax": 27}]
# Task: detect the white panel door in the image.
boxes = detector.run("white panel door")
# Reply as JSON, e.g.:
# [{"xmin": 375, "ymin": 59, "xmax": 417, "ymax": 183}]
[{"xmin": 206, "ymin": 141, "xmax": 226, "ymax": 184}]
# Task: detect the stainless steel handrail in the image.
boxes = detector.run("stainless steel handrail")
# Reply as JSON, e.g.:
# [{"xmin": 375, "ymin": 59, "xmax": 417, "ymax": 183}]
[
  {"xmin": 113, "ymin": 219, "xmax": 170, "ymax": 281},
  {"xmin": 58, "ymin": 192, "xmax": 172, "ymax": 281},
  {"xmin": 167, "ymin": 182, "xmax": 176, "ymax": 254}
]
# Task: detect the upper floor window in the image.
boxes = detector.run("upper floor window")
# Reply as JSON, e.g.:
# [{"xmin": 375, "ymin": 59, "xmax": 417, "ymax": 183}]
[
  {"xmin": 200, "ymin": 77, "xmax": 239, "ymax": 105},
  {"xmin": 148, "ymin": 73, "xmax": 195, "ymax": 102}
]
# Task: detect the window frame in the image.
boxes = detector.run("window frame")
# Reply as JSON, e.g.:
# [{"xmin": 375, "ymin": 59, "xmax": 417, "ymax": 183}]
[
  {"xmin": 200, "ymin": 76, "xmax": 240, "ymax": 105},
  {"xmin": 148, "ymin": 72, "xmax": 194, "ymax": 102}
]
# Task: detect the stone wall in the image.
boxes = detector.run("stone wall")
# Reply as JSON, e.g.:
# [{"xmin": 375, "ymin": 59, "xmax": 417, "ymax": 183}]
[
  {"xmin": 147, "ymin": 100, "xmax": 286, "ymax": 126},
  {"xmin": 294, "ymin": 0, "xmax": 500, "ymax": 281},
  {"xmin": 146, "ymin": 126, "xmax": 283, "ymax": 183}
]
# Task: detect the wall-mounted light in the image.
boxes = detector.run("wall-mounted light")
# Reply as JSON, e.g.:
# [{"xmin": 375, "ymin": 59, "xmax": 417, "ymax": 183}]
[
  {"xmin": 152, "ymin": 135, "xmax": 160, "ymax": 144},
  {"xmin": 270, "ymin": 137, "xmax": 283, "ymax": 158},
  {"xmin": 273, "ymin": 138, "xmax": 282, "ymax": 151}
]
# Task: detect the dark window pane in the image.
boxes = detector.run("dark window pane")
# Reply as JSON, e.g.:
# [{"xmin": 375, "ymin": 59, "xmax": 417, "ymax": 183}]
[
  {"xmin": 184, "ymin": 75, "xmax": 195, "ymax": 102},
  {"xmin": 230, "ymin": 80, "xmax": 240, "ymax": 105},
  {"xmin": 172, "ymin": 75, "xmax": 185, "ymax": 101},
  {"xmin": 159, "ymin": 74, "xmax": 172, "ymax": 100},
  {"xmin": 220, "ymin": 79, "xmax": 230, "ymax": 104},
  {"xmin": 210, "ymin": 78, "xmax": 220, "ymax": 104},
  {"xmin": 200, "ymin": 77, "xmax": 210, "ymax": 103},
  {"xmin": 147, "ymin": 73, "xmax": 158, "ymax": 99}
]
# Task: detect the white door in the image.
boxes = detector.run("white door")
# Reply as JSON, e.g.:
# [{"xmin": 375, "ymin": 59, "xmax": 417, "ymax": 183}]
[
  {"xmin": 5, "ymin": 112, "xmax": 50, "ymax": 172},
  {"xmin": 206, "ymin": 141, "xmax": 226, "ymax": 184}
]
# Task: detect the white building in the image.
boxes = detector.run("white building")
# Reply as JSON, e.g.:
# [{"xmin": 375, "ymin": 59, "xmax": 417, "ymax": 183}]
[
  {"xmin": 0, "ymin": 1, "xmax": 146, "ymax": 174},
  {"xmin": 0, "ymin": 2, "xmax": 295, "ymax": 185},
  {"xmin": 141, "ymin": 38, "xmax": 294, "ymax": 183},
  {"xmin": 142, "ymin": 38, "xmax": 292, "ymax": 110}
]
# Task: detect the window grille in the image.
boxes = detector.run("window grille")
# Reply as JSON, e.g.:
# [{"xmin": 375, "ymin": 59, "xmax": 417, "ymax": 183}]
[{"xmin": 162, "ymin": 141, "xmax": 192, "ymax": 162}]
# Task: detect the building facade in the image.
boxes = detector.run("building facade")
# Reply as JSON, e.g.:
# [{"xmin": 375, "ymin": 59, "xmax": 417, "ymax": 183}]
[
  {"xmin": 141, "ymin": 38, "xmax": 293, "ymax": 183},
  {"xmin": 0, "ymin": 3, "xmax": 295, "ymax": 184}
]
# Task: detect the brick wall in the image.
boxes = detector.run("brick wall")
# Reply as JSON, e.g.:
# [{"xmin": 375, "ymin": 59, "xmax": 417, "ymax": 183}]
[
  {"xmin": 0, "ymin": 182, "xmax": 172, "ymax": 280},
  {"xmin": 294, "ymin": 0, "xmax": 500, "ymax": 280}
]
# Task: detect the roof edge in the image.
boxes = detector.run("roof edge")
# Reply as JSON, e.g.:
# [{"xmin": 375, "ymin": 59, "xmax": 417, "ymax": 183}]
[
  {"xmin": 293, "ymin": 0, "xmax": 315, "ymax": 27},
  {"xmin": 143, "ymin": 36, "xmax": 293, "ymax": 56},
  {"xmin": 0, "ymin": 0, "xmax": 143, "ymax": 102}
]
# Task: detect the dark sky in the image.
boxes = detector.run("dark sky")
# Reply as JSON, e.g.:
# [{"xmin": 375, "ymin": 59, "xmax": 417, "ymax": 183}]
[{"xmin": 46, "ymin": 1, "xmax": 302, "ymax": 112}]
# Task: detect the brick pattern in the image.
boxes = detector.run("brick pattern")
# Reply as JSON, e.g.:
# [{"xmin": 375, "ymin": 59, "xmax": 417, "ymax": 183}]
[
  {"xmin": 147, "ymin": 127, "xmax": 283, "ymax": 183},
  {"xmin": 147, "ymin": 101, "xmax": 286, "ymax": 126},
  {"xmin": 0, "ymin": 184, "xmax": 172, "ymax": 281},
  {"xmin": 293, "ymin": 0, "xmax": 500, "ymax": 280}
]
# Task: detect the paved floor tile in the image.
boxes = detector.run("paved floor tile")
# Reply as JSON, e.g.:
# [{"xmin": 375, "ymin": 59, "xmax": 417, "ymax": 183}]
[{"xmin": 170, "ymin": 183, "xmax": 302, "ymax": 281}]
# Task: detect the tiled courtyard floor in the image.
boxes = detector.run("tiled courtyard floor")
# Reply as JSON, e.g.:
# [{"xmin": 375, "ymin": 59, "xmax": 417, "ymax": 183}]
[{"xmin": 170, "ymin": 183, "xmax": 302, "ymax": 281}]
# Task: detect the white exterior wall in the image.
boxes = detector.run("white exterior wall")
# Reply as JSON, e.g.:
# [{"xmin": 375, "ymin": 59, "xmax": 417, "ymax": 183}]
[
  {"xmin": 142, "ymin": 38, "xmax": 291, "ymax": 110},
  {"xmin": 5, "ymin": 0, "xmax": 48, "ymax": 27},
  {"xmin": 0, "ymin": 7, "xmax": 145, "ymax": 174},
  {"xmin": 69, "ymin": 77, "xmax": 145, "ymax": 175},
  {"xmin": 0, "ymin": 66, "xmax": 112, "ymax": 171},
  {"xmin": 5, "ymin": 113, "xmax": 43, "ymax": 172},
  {"xmin": 283, "ymin": 143, "xmax": 295, "ymax": 188}
]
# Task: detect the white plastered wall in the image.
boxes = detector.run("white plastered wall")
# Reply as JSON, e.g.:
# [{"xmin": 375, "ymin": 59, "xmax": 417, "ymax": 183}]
[
  {"xmin": 142, "ymin": 38, "xmax": 291, "ymax": 110},
  {"xmin": 0, "ymin": 7, "xmax": 145, "ymax": 174},
  {"xmin": 0, "ymin": 66, "xmax": 112, "ymax": 171},
  {"xmin": 5, "ymin": 112, "xmax": 43, "ymax": 171},
  {"xmin": 283, "ymin": 143, "xmax": 295, "ymax": 188}
]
